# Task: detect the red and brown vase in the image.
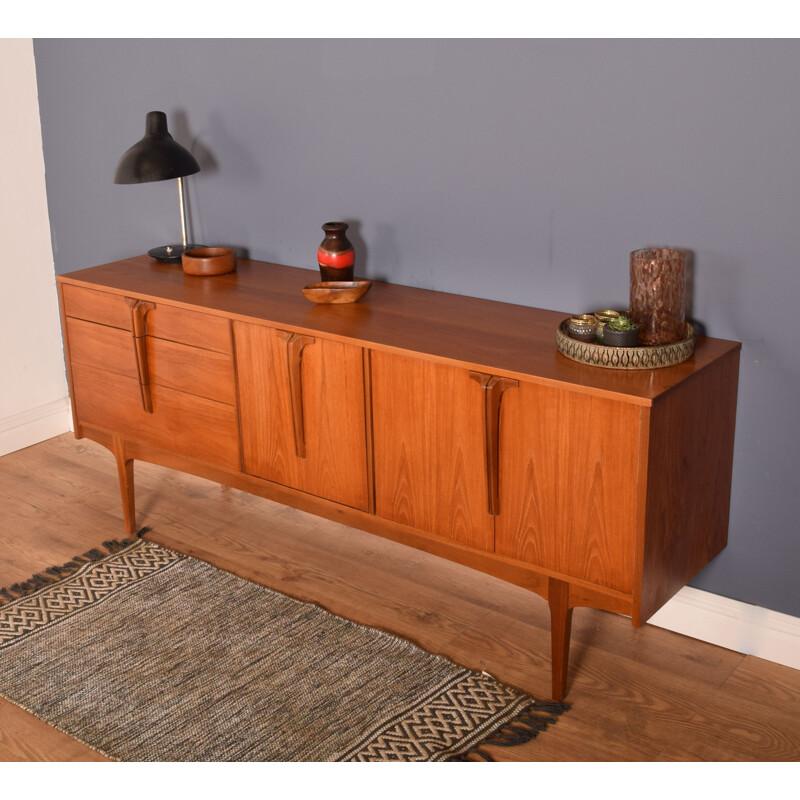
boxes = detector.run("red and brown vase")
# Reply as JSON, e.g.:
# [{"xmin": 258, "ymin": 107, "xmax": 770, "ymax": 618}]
[{"xmin": 317, "ymin": 222, "xmax": 355, "ymax": 282}]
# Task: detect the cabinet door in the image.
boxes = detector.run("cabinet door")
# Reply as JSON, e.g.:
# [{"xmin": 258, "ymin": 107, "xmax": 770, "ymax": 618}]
[
  {"xmin": 495, "ymin": 381, "xmax": 641, "ymax": 594},
  {"xmin": 370, "ymin": 350, "xmax": 494, "ymax": 551},
  {"xmin": 234, "ymin": 322, "xmax": 369, "ymax": 511}
]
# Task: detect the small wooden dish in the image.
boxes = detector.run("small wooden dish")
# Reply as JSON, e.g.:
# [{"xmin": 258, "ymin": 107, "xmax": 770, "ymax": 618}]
[
  {"xmin": 182, "ymin": 247, "xmax": 237, "ymax": 276},
  {"xmin": 302, "ymin": 280, "xmax": 372, "ymax": 304}
]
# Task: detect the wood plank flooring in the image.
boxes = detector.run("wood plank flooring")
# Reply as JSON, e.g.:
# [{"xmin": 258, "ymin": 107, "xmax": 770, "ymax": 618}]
[{"xmin": 1, "ymin": 434, "xmax": 798, "ymax": 761}]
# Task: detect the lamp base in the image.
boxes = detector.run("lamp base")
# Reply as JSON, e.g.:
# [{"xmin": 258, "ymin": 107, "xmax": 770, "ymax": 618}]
[{"xmin": 148, "ymin": 244, "xmax": 204, "ymax": 263}]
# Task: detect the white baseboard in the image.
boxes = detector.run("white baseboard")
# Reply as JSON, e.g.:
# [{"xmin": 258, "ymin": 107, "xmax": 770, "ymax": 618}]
[
  {"xmin": 0, "ymin": 397, "xmax": 72, "ymax": 457},
  {"xmin": 648, "ymin": 586, "xmax": 800, "ymax": 671}
]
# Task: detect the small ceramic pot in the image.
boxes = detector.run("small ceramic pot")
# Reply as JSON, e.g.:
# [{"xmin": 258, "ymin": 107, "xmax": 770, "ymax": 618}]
[
  {"xmin": 603, "ymin": 326, "xmax": 639, "ymax": 347},
  {"xmin": 567, "ymin": 314, "xmax": 598, "ymax": 343}
]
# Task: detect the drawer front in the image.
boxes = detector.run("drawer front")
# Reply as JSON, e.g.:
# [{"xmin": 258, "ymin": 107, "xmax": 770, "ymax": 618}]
[
  {"xmin": 62, "ymin": 284, "xmax": 132, "ymax": 330},
  {"xmin": 66, "ymin": 317, "xmax": 138, "ymax": 380},
  {"xmin": 62, "ymin": 284, "xmax": 232, "ymax": 353},
  {"xmin": 148, "ymin": 304, "xmax": 232, "ymax": 354},
  {"xmin": 70, "ymin": 361, "xmax": 240, "ymax": 470},
  {"xmin": 148, "ymin": 338, "xmax": 235, "ymax": 405},
  {"xmin": 66, "ymin": 317, "xmax": 235, "ymax": 405}
]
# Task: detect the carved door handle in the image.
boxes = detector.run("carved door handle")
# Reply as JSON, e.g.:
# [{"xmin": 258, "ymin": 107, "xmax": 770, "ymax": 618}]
[
  {"xmin": 282, "ymin": 331, "xmax": 316, "ymax": 458},
  {"xmin": 125, "ymin": 298, "xmax": 156, "ymax": 413},
  {"xmin": 469, "ymin": 371, "xmax": 518, "ymax": 516}
]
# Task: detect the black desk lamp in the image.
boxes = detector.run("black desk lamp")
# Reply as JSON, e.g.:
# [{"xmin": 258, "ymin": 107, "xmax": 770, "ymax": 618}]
[{"xmin": 114, "ymin": 110, "xmax": 202, "ymax": 262}]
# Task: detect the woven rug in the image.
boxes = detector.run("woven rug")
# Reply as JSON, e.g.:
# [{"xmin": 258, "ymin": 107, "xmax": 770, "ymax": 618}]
[{"xmin": 0, "ymin": 535, "xmax": 567, "ymax": 761}]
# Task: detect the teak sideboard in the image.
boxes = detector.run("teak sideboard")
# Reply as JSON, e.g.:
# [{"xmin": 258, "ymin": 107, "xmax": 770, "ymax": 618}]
[{"xmin": 56, "ymin": 256, "xmax": 741, "ymax": 701}]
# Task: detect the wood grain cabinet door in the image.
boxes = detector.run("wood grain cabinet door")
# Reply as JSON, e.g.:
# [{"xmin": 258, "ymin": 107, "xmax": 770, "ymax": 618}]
[
  {"xmin": 370, "ymin": 350, "xmax": 495, "ymax": 552},
  {"xmin": 494, "ymin": 381, "xmax": 642, "ymax": 594},
  {"xmin": 234, "ymin": 321, "xmax": 370, "ymax": 511}
]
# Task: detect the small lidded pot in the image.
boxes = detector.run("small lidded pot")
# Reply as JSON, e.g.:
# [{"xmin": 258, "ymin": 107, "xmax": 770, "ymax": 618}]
[
  {"xmin": 594, "ymin": 309, "xmax": 621, "ymax": 343},
  {"xmin": 567, "ymin": 314, "xmax": 598, "ymax": 343}
]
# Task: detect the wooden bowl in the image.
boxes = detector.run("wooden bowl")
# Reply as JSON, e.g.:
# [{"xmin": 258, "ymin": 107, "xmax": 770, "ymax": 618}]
[
  {"xmin": 182, "ymin": 247, "xmax": 237, "ymax": 276},
  {"xmin": 302, "ymin": 280, "xmax": 372, "ymax": 304}
]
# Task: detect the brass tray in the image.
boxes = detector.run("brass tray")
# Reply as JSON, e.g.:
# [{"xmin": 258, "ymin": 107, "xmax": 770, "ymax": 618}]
[{"xmin": 556, "ymin": 319, "xmax": 696, "ymax": 370}]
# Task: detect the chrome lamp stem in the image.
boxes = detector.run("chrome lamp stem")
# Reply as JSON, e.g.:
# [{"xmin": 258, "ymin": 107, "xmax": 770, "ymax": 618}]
[{"xmin": 177, "ymin": 176, "xmax": 188, "ymax": 248}]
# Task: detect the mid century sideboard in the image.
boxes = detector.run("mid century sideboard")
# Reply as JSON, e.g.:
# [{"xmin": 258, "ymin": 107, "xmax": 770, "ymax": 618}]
[{"xmin": 56, "ymin": 256, "xmax": 741, "ymax": 701}]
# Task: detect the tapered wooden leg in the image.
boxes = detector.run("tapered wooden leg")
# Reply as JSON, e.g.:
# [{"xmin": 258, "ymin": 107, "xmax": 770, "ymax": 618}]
[
  {"xmin": 112, "ymin": 436, "xmax": 136, "ymax": 534},
  {"xmin": 548, "ymin": 577, "xmax": 573, "ymax": 702}
]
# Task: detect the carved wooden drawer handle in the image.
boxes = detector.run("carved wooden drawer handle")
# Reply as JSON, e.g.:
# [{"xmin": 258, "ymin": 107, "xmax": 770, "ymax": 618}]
[
  {"xmin": 282, "ymin": 331, "xmax": 316, "ymax": 458},
  {"xmin": 125, "ymin": 298, "xmax": 156, "ymax": 413},
  {"xmin": 469, "ymin": 371, "xmax": 519, "ymax": 516}
]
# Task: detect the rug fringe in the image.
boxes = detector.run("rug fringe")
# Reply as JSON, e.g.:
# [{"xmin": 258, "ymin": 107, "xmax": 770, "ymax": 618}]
[
  {"xmin": 447, "ymin": 700, "xmax": 570, "ymax": 762},
  {"xmin": 0, "ymin": 528, "xmax": 148, "ymax": 606}
]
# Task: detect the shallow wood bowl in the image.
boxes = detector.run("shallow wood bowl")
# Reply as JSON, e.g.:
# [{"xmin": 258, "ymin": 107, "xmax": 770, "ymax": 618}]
[
  {"xmin": 182, "ymin": 247, "xmax": 237, "ymax": 276},
  {"xmin": 302, "ymin": 280, "xmax": 373, "ymax": 304}
]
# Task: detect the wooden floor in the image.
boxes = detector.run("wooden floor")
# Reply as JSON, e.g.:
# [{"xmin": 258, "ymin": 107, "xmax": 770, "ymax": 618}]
[{"xmin": 1, "ymin": 434, "xmax": 798, "ymax": 762}]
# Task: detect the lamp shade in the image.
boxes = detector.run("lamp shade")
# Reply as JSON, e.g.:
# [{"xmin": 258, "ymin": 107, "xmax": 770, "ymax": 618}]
[{"xmin": 114, "ymin": 111, "xmax": 200, "ymax": 184}]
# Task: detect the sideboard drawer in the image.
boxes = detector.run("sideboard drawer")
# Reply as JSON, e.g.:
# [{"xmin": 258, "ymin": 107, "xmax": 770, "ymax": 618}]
[
  {"xmin": 65, "ymin": 317, "xmax": 138, "ymax": 380},
  {"xmin": 70, "ymin": 361, "xmax": 240, "ymax": 470},
  {"xmin": 62, "ymin": 283, "xmax": 232, "ymax": 354},
  {"xmin": 148, "ymin": 337, "xmax": 235, "ymax": 405},
  {"xmin": 66, "ymin": 317, "xmax": 235, "ymax": 405},
  {"xmin": 62, "ymin": 284, "xmax": 132, "ymax": 330},
  {"xmin": 148, "ymin": 305, "xmax": 232, "ymax": 354}
]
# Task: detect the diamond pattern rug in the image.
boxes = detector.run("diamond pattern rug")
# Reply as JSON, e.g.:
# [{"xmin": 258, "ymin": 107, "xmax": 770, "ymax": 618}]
[{"xmin": 0, "ymin": 535, "xmax": 567, "ymax": 761}]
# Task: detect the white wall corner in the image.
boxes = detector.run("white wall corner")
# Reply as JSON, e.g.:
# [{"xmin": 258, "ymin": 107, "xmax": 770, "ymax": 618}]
[
  {"xmin": 0, "ymin": 38, "xmax": 69, "ymax": 456},
  {"xmin": 648, "ymin": 586, "xmax": 800, "ymax": 671},
  {"xmin": 0, "ymin": 397, "xmax": 73, "ymax": 457}
]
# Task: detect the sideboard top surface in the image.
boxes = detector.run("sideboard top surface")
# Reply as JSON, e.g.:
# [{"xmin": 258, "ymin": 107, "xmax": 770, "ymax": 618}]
[{"xmin": 58, "ymin": 256, "xmax": 741, "ymax": 405}]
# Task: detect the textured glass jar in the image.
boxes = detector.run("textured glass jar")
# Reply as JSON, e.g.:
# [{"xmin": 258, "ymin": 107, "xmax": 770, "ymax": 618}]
[{"xmin": 630, "ymin": 248, "xmax": 686, "ymax": 346}]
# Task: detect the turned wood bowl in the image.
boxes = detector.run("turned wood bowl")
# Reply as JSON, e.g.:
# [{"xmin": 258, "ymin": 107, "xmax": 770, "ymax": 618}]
[
  {"xmin": 182, "ymin": 247, "xmax": 237, "ymax": 276},
  {"xmin": 302, "ymin": 280, "xmax": 372, "ymax": 304}
]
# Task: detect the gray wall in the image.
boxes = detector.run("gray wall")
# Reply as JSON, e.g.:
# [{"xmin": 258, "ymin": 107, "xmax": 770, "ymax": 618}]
[{"xmin": 33, "ymin": 39, "xmax": 800, "ymax": 617}]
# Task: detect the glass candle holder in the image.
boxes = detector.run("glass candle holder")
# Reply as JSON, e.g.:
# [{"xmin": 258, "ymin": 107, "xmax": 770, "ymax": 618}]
[
  {"xmin": 630, "ymin": 248, "xmax": 686, "ymax": 346},
  {"xmin": 593, "ymin": 309, "xmax": 621, "ymax": 343},
  {"xmin": 567, "ymin": 314, "xmax": 598, "ymax": 342}
]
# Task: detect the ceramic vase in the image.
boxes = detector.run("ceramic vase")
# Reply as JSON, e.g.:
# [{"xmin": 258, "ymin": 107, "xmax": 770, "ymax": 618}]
[{"xmin": 317, "ymin": 222, "xmax": 355, "ymax": 282}]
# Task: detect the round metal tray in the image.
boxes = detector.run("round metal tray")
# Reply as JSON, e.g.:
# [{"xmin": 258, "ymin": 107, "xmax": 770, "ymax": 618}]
[{"xmin": 556, "ymin": 319, "xmax": 695, "ymax": 370}]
